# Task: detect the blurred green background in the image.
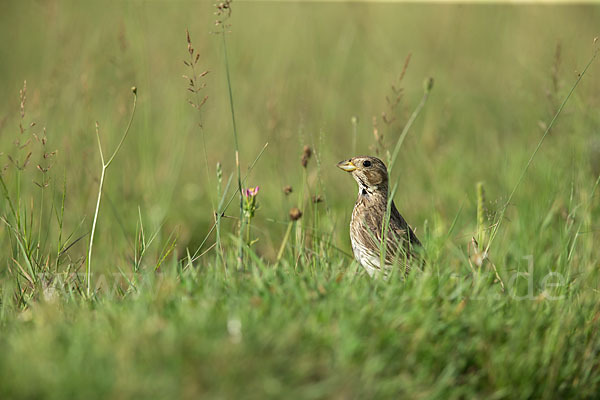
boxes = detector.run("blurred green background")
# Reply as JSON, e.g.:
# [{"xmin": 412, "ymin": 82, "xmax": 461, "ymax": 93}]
[
  {"xmin": 0, "ymin": 0, "xmax": 599, "ymax": 266},
  {"xmin": 2, "ymin": 2, "xmax": 600, "ymax": 398}
]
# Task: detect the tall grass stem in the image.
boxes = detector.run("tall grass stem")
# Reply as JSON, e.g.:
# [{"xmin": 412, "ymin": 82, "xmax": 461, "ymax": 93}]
[
  {"xmin": 485, "ymin": 48, "xmax": 598, "ymax": 255},
  {"xmin": 220, "ymin": 25, "xmax": 244, "ymax": 270},
  {"xmin": 86, "ymin": 88, "xmax": 137, "ymax": 297},
  {"xmin": 388, "ymin": 78, "xmax": 433, "ymax": 174}
]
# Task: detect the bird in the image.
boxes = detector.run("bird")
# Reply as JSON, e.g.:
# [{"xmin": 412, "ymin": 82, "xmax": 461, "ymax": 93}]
[{"xmin": 337, "ymin": 156, "xmax": 421, "ymax": 278}]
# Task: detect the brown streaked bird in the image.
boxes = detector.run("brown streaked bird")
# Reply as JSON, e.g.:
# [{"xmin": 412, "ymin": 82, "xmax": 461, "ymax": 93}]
[{"xmin": 337, "ymin": 156, "xmax": 421, "ymax": 278}]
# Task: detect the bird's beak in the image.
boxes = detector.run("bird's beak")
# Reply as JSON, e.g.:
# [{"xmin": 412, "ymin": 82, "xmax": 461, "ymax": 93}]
[{"xmin": 337, "ymin": 159, "xmax": 357, "ymax": 172}]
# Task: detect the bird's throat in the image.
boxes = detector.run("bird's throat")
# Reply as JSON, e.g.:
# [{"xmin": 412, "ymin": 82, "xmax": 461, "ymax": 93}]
[{"xmin": 357, "ymin": 184, "xmax": 387, "ymax": 203}]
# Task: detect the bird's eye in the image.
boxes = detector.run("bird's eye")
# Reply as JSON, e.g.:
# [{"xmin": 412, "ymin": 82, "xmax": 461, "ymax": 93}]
[{"xmin": 363, "ymin": 160, "xmax": 372, "ymax": 167}]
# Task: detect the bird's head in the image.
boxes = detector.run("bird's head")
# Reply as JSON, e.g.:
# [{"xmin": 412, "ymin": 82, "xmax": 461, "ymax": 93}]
[{"xmin": 337, "ymin": 156, "xmax": 389, "ymax": 193}]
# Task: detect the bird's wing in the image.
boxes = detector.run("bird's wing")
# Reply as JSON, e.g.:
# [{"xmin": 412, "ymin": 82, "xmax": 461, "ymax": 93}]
[
  {"xmin": 351, "ymin": 198, "xmax": 422, "ymax": 276},
  {"xmin": 390, "ymin": 201, "xmax": 421, "ymax": 247},
  {"xmin": 383, "ymin": 202, "xmax": 421, "ymax": 266}
]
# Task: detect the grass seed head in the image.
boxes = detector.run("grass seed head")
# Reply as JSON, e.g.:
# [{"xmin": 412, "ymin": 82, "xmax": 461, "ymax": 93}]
[
  {"xmin": 214, "ymin": 0, "xmax": 233, "ymax": 29},
  {"xmin": 301, "ymin": 145, "xmax": 312, "ymax": 168},
  {"xmin": 289, "ymin": 207, "xmax": 302, "ymax": 221}
]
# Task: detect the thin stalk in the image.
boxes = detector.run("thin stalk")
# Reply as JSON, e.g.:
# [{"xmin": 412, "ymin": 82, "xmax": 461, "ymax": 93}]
[
  {"xmin": 296, "ymin": 166, "xmax": 308, "ymax": 263},
  {"xmin": 16, "ymin": 171, "xmax": 21, "ymax": 231},
  {"xmin": 277, "ymin": 221, "xmax": 294, "ymax": 262},
  {"xmin": 485, "ymin": 48, "xmax": 598, "ymax": 255},
  {"xmin": 54, "ymin": 171, "xmax": 66, "ymax": 270},
  {"xmin": 476, "ymin": 182, "xmax": 486, "ymax": 246},
  {"xmin": 380, "ymin": 78, "xmax": 433, "ymax": 274},
  {"xmin": 185, "ymin": 34, "xmax": 216, "ymax": 257},
  {"xmin": 220, "ymin": 25, "xmax": 244, "ymax": 270},
  {"xmin": 86, "ymin": 88, "xmax": 137, "ymax": 297},
  {"xmin": 246, "ymin": 216, "xmax": 251, "ymax": 245},
  {"xmin": 215, "ymin": 163, "xmax": 224, "ymax": 265},
  {"xmin": 0, "ymin": 175, "xmax": 19, "ymax": 229},
  {"xmin": 388, "ymin": 78, "xmax": 433, "ymax": 174},
  {"xmin": 36, "ymin": 183, "xmax": 45, "ymax": 261},
  {"xmin": 191, "ymin": 142, "xmax": 268, "ymax": 261},
  {"xmin": 0, "ymin": 171, "xmax": 36, "ymax": 282},
  {"xmin": 87, "ymin": 165, "xmax": 106, "ymax": 296},
  {"xmin": 567, "ymin": 172, "xmax": 600, "ymax": 261}
]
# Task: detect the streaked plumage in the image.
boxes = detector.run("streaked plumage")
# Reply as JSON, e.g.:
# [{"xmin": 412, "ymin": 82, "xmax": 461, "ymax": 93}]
[{"xmin": 337, "ymin": 156, "xmax": 421, "ymax": 278}]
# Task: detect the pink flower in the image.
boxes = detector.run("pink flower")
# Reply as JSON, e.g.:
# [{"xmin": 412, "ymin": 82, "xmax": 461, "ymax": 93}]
[
  {"xmin": 243, "ymin": 186, "xmax": 259, "ymax": 198},
  {"xmin": 243, "ymin": 186, "xmax": 260, "ymax": 219}
]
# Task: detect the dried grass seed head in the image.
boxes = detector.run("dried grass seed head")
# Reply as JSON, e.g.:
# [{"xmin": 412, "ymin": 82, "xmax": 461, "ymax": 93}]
[
  {"xmin": 301, "ymin": 145, "xmax": 312, "ymax": 168},
  {"xmin": 289, "ymin": 207, "xmax": 302, "ymax": 221},
  {"xmin": 183, "ymin": 30, "xmax": 209, "ymax": 113},
  {"xmin": 214, "ymin": 0, "xmax": 233, "ymax": 29}
]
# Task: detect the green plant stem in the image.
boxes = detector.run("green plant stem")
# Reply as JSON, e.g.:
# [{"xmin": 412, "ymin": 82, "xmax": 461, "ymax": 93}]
[
  {"xmin": 296, "ymin": 167, "xmax": 307, "ymax": 261},
  {"xmin": 16, "ymin": 172, "xmax": 22, "ymax": 237},
  {"xmin": 568, "ymin": 172, "xmax": 600, "ymax": 261},
  {"xmin": 220, "ymin": 25, "xmax": 244, "ymax": 270},
  {"xmin": 186, "ymin": 43, "xmax": 217, "ymax": 259},
  {"xmin": 476, "ymin": 182, "xmax": 486, "ymax": 245},
  {"xmin": 87, "ymin": 165, "xmax": 106, "ymax": 296},
  {"xmin": 388, "ymin": 78, "xmax": 433, "ymax": 174},
  {"xmin": 485, "ymin": 48, "xmax": 598, "ymax": 255},
  {"xmin": 55, "ymin": 172, "xmax": 66, "ymax": 270},
  {"xmin": 86, "ymin": 90, "xmax": 137, "ymax": 297},
  {"xmin": 215, "ymin": 167, "xmax": 223, "ymax": 265},
  {"xmin": 191, "ymin": 143, "xmax": 268, "ymax": 262},
  {"xmin": 380, "ymin": 79, "xmax": 432, "ymax": 271},
  {"xmin": 277, "ymin": 221, "xmax": 294, "ymax": 262},
  {"xmin": 36, "ymin": 184, "xmax": 45, "ymax": 261},
  {"xmin": 246, "ymin": 216, "xmax": 251, "ymax": 245}
]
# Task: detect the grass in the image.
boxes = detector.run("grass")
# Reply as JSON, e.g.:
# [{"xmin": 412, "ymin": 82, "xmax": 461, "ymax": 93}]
[
  {"xmin": 87, "ymin": 87, "xmax": 137, "ymax": 296},
  {"xmin": 1, "ymin": 1, "xmax": 600, "ymax": 398}
]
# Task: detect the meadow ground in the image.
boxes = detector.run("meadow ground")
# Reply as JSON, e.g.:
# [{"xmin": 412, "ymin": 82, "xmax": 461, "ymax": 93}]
[{"xmin": 1, "ymin": 1, "xmax": 600, "ymax": 398}]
